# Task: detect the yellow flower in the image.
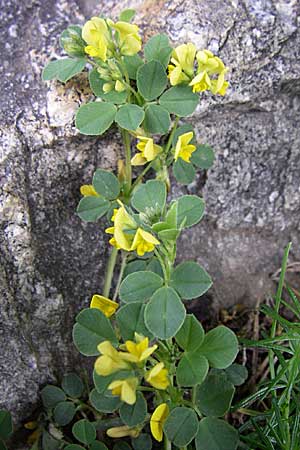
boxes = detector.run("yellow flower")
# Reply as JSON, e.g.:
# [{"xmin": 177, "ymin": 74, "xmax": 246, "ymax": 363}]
[
  {"xmin": 190, "ymin": 49, "xmax": 229, "ymax": 95},
  {"xmin": 146, "ymin": 362, "xmax": 169, "ymax": 390},
  {"xmin": 174, "ymin": 132, "xmax": 196, "ymax": 163},
  {"xmin": 90, "ymin": 294, "xmax": 119, "ymax": 317},
  {"xmin": 80, "ymin": 185, "xmax": 99, "ymax": 197},
  {"xmin": 115, "ymin": 80, "xmax": 126, "ymax": 92},
  {"xmin": 94, "ymin": 341, "xmax": 130, "ymax": 376},
  {"xmin": 112, "ymin": 21, "xmax": 141, "ymax": 56},
  {"xmin": 105, "ymin": 203, "xmax": 136, "ymax": 251},
  {"xmin": 189, "ymin": 71, "xmax": 211, "ymax": 93},
  {"xmin": 150, "ymin": 403, "xmax": 169, "ymax": 442},
  {"xmin": 82, "ymin": 17, "xmax": 110, "ymax": 61},
  {"xmin": 168, "ymin": 43, "xmax": 196, "ymax": 86},
  {"xmin": 124, "ymin": 335, "xmax": 157, "ymax": 363},
  {"xmin": 107, "ymin": 425, "xmax": 139, "ymax": 438},
  {"xmin": 108, "ymin": 377, "xmax": 139, "ymax": 405},
  {"xmin": 131, "ymin": 136, "xmax": 162, "ymax": 166},
  {"xmin": 130, "ymin": 228, "xmax": 160, "ymax": 256}
]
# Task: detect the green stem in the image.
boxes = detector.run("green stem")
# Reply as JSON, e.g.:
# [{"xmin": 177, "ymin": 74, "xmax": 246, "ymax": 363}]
[
  {"xmin": 113, "ymin": 252, "xmax": 128, "ymax": 301},
  {"xmin": 164, "ymin": 116, "xmax": 180, "ymax": 155},
  {"xmin": 164, "ymin": 435, "xmax": 172, "ymax": 450},
  {"xmin": 103, "ymin": 247, "xmax": 118, "ymax": 298},
  {"xmin": 122, "ymin": 128, "xmax": 132, "ymax": 197},
  {"xmin": 269, "ymin": 242, "xmax": 291, "ymax": 381},
  {"xmin": 131, "ymin": 160, "xmax": 155, "ymax": 191},
  {"xmin": 154, "ymin": 249, "xmax": 168, "ymax": 284}
]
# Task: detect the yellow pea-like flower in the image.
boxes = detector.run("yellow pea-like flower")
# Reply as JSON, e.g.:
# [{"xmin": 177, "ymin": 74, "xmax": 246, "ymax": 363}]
[
  {"xmin": 130, "ymin": 228, "xmax": 160, "ymax": 256},
  {"xmin": 145, "ymin": 362, "xmax": 169, "ymax": 390},
  {"xmin": 123, "ymin": 336, "xmax": 158, "ymax": 363},
  {"xmin": 80, "ymin": 185, "xmax": 99, "ymax": 197},
  {"xmin": 82, "ymin": 17, "xmax": 110, "ymax": 61},
  {"xmin": 112, "ymin": 21, "xmax": 142, "ymax": 56},
  {"xmin": 108, "ymin": 377, "xmax": 139, "ymax": 405},
  {"xmin": 131, "ymin": 136, "xmax": 162, "ymax": 166},
  {"xmin": 106, "ymin": 203, "xmax": 137, "ymax": 251},
  {"xmin": 150, "ymin": 403, "xmax": 169, "ymax": 442},
  {"xmin": 174, "ymin": 131, "xmax": 196, "ymax": 163},
  {"xmin": 168, "ymin": 43, "xmax": 196, "ymax": 86},
  {"xmin": 107, "ymin": 425, "xmax": 139, "ymax": 438},
  {"xmin": 189, "ymin": 71, "xmax": 212, "ymax": 93},
  {"xmin": 90, "ymin": 294, "xmax": 119, "ymax": 318},
  {"xmin": 94, "ymin": 341, "xmax": 131, "ymax": 376},
  {"xmin": 190, "ymin": 49, "xmax": 229, "ymax": 95}
]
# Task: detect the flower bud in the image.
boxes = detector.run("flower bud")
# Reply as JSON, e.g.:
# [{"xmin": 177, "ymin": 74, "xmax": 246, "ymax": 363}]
[{"xmin": 60, "ymin": 26, "xmax": 86, "ymax": 57}]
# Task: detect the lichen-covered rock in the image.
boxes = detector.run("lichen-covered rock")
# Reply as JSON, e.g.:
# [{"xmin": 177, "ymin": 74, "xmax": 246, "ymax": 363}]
[{"xmin": 1, "ymin": 0, "xmax": 299, "ymax": 427}]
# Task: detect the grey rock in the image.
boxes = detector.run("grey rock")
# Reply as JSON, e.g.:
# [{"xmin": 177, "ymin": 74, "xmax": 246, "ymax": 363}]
[{"xmin": 0, "ymin": 0, "xmax": 300, "ymax": 432}]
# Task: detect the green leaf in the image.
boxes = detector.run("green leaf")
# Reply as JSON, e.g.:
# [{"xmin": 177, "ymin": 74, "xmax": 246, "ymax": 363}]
[
  {"xmin": 131, "ymin": 180, "xmax": 166, "ymax": 213},
  {"xmin": 123, "ymin": 55, "xmax": 144, "ymax": 80},
  {"xmin": 116, "ymin": 302, "xmax": 152, "ymax": 341},
  {"xmin": 173, "ymin": 158, "xmax": 196, "ymax": 185},
  {"xmin": 0, "ymin": 411, "xmax": 12, "ymax": 440},
  {"xmin": 41, "ymin": 385, "xmax": 66, "ymax": 409},
  {"xmin": 171, "ymin": 261, "xmax": 212, "ymax": 300},
  {"xmin": 72, "ymin": 419, "xmax": 96, "ymax": 445},
  {"xmin": 144, "ymin": 104, "xmax": 170, "ymax": 134},
  {"xmin": 42, "ymin": 58, "xmax": 86, "ymax": 82},
  {"xmin": 92, "ymin": 169, "xmax": 120, "ymax": 200},
  {"xmin": 89, "ymin": 69, "xmax": 127, "ymax": 104},
  {"xmin": 120, "ymin": 392, "xmax": 147, "ymax": 427},
  {"xmin": 225, "ymin": 364, "xmax": 248, "ymax": 386},
  {"xmin": 191, "ymin": 144, "xmax": 215, "ymax": 169},
  {"xmin": 42, "ymin": 431, "xmax": 60, "ymax": 450},
  {"xmin": 137, "ymin": 61, "xmax": 167, "ymax": 101},
  {"xmin": 195, "ymin": 370, "xmax": 235, "ymax": 417},
  {"xmin": 120, "ymin": 271, "xmax": 163, "ymax": 303},
  {"xmin": 146, "ymin": 257, "xmax": 164, "ymax": 278},
  {"xmin": 176, "ymin": 195, "xmax": 205, "ymax": 228},
  {"xmin": 89, "ymin": 389, "xmax": 121, "ymax": 413},
  {"xmin": 53, "ymin": 401, "xmax": 76, "ymax": 426},
  {"xmin": 175, "ymin": 314, "xmax": 205, "ymax": 352},
  {"xmin": 77, "ymin": 196, "xmax": 110, "ymax": 222},
  {"xmin": 62, "ymin": 373, "xmax": 84, "ymax": 398},
  {"xmin": 123, "ymin": 260, "xmax": 147, "ymax": 278},
  {"xmin": 144, "ymin": 287, "xmax": 186, "ymax": 339},
  {"xmin": 90, "ymin": 442, "xmax": 109, "ymax": 450},
  {"xmin": 144, "ymin": 33, "xmax": 172, "ymax": 67},
  {"xmin": 113, "ymin": 443, "xmax": 131, "ymax": 450},
  {"xmin": 132, "ymin": 434, "xmax": 152, "ymax": 450},
  {"xmin": 159, "ymin": 85, "xmax": 198, "ymax": 117},
  {"xmin": 75, "ymin": 101, "xmax": 117, "ymax": 135},
  {"xmin": 119, "ymin": 9, "xmax": 136, "ymax": 22},
  {"xmin": 73, "ymin": 308, "xmax": 117, "ymax": 356},
  {"xmin": 158, "ymin": 228, "xmax": 180, "ymax": 242},
  {"xmin": 195, "ymin": 418, "xmax": 239, "ymax": 450},
  {"xmin": 115, "ymin": 104, "xmax": 145, "ymax": 131},
  {"xmin": 65, "ymin": 446, "xmax": 85, "ymax": 450},
  {"xmin": 177, "ymin": 352, "xmax": 209, "ymax": 387},
  {"xmin": 164, "ymin": 407, "xmax": 199, "ymax": 447},
  {"xmin": 197, "ymin": 326, "xmax": 239, "ymax": 369}
]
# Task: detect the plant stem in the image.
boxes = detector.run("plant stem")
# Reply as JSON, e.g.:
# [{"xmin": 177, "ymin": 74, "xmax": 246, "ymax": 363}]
[
  {"xmin": 131, "ymin": 160, "xmax": 155, "ymax": 191},
  {"xmin": 164, "ymin": 116, "xmax": 180, "ymax": 155},
  {"xmin": 164, "ymin": 435, "xmax": 172, "ymax": 450},
  {"xmin": 154, "ymin": 249, "xmax": 169, "ymax": 284},
  {"xmin": 113, "ymin": 252, "xmax": 128, "ymax": 301},
  {"xmin": 122, "ymin": 128, "xmax": 132, "ymax": 197},
  {"xmin": 103, "ymin": 246, "xmax": 118, "ymax": 297},
  {"xmin": 269, "ymin": 242, "xmax": 291, "ymax": 381}
]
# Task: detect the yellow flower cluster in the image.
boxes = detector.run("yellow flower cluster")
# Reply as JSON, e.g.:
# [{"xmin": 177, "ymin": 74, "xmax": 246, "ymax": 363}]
[
  {"xmin": 82, "ymin": 17, "xmax": 141, "ymax": 61},
  {"xmin": 105, "ymin": 203, "xmax": 160, "ymax": 256},
  {"xmin": 168, "ymin": 44, "xmax": 228, "ymax": 96},
  {"xmin": 94, "ymin": 334, "xmax": 169, "ymax": 405}
]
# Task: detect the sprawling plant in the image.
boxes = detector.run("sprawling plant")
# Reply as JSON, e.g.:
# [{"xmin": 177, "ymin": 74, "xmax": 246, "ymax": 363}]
[{"xmin": 42, "ymin": 8, "xmax": 243, "ymax": 450}]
